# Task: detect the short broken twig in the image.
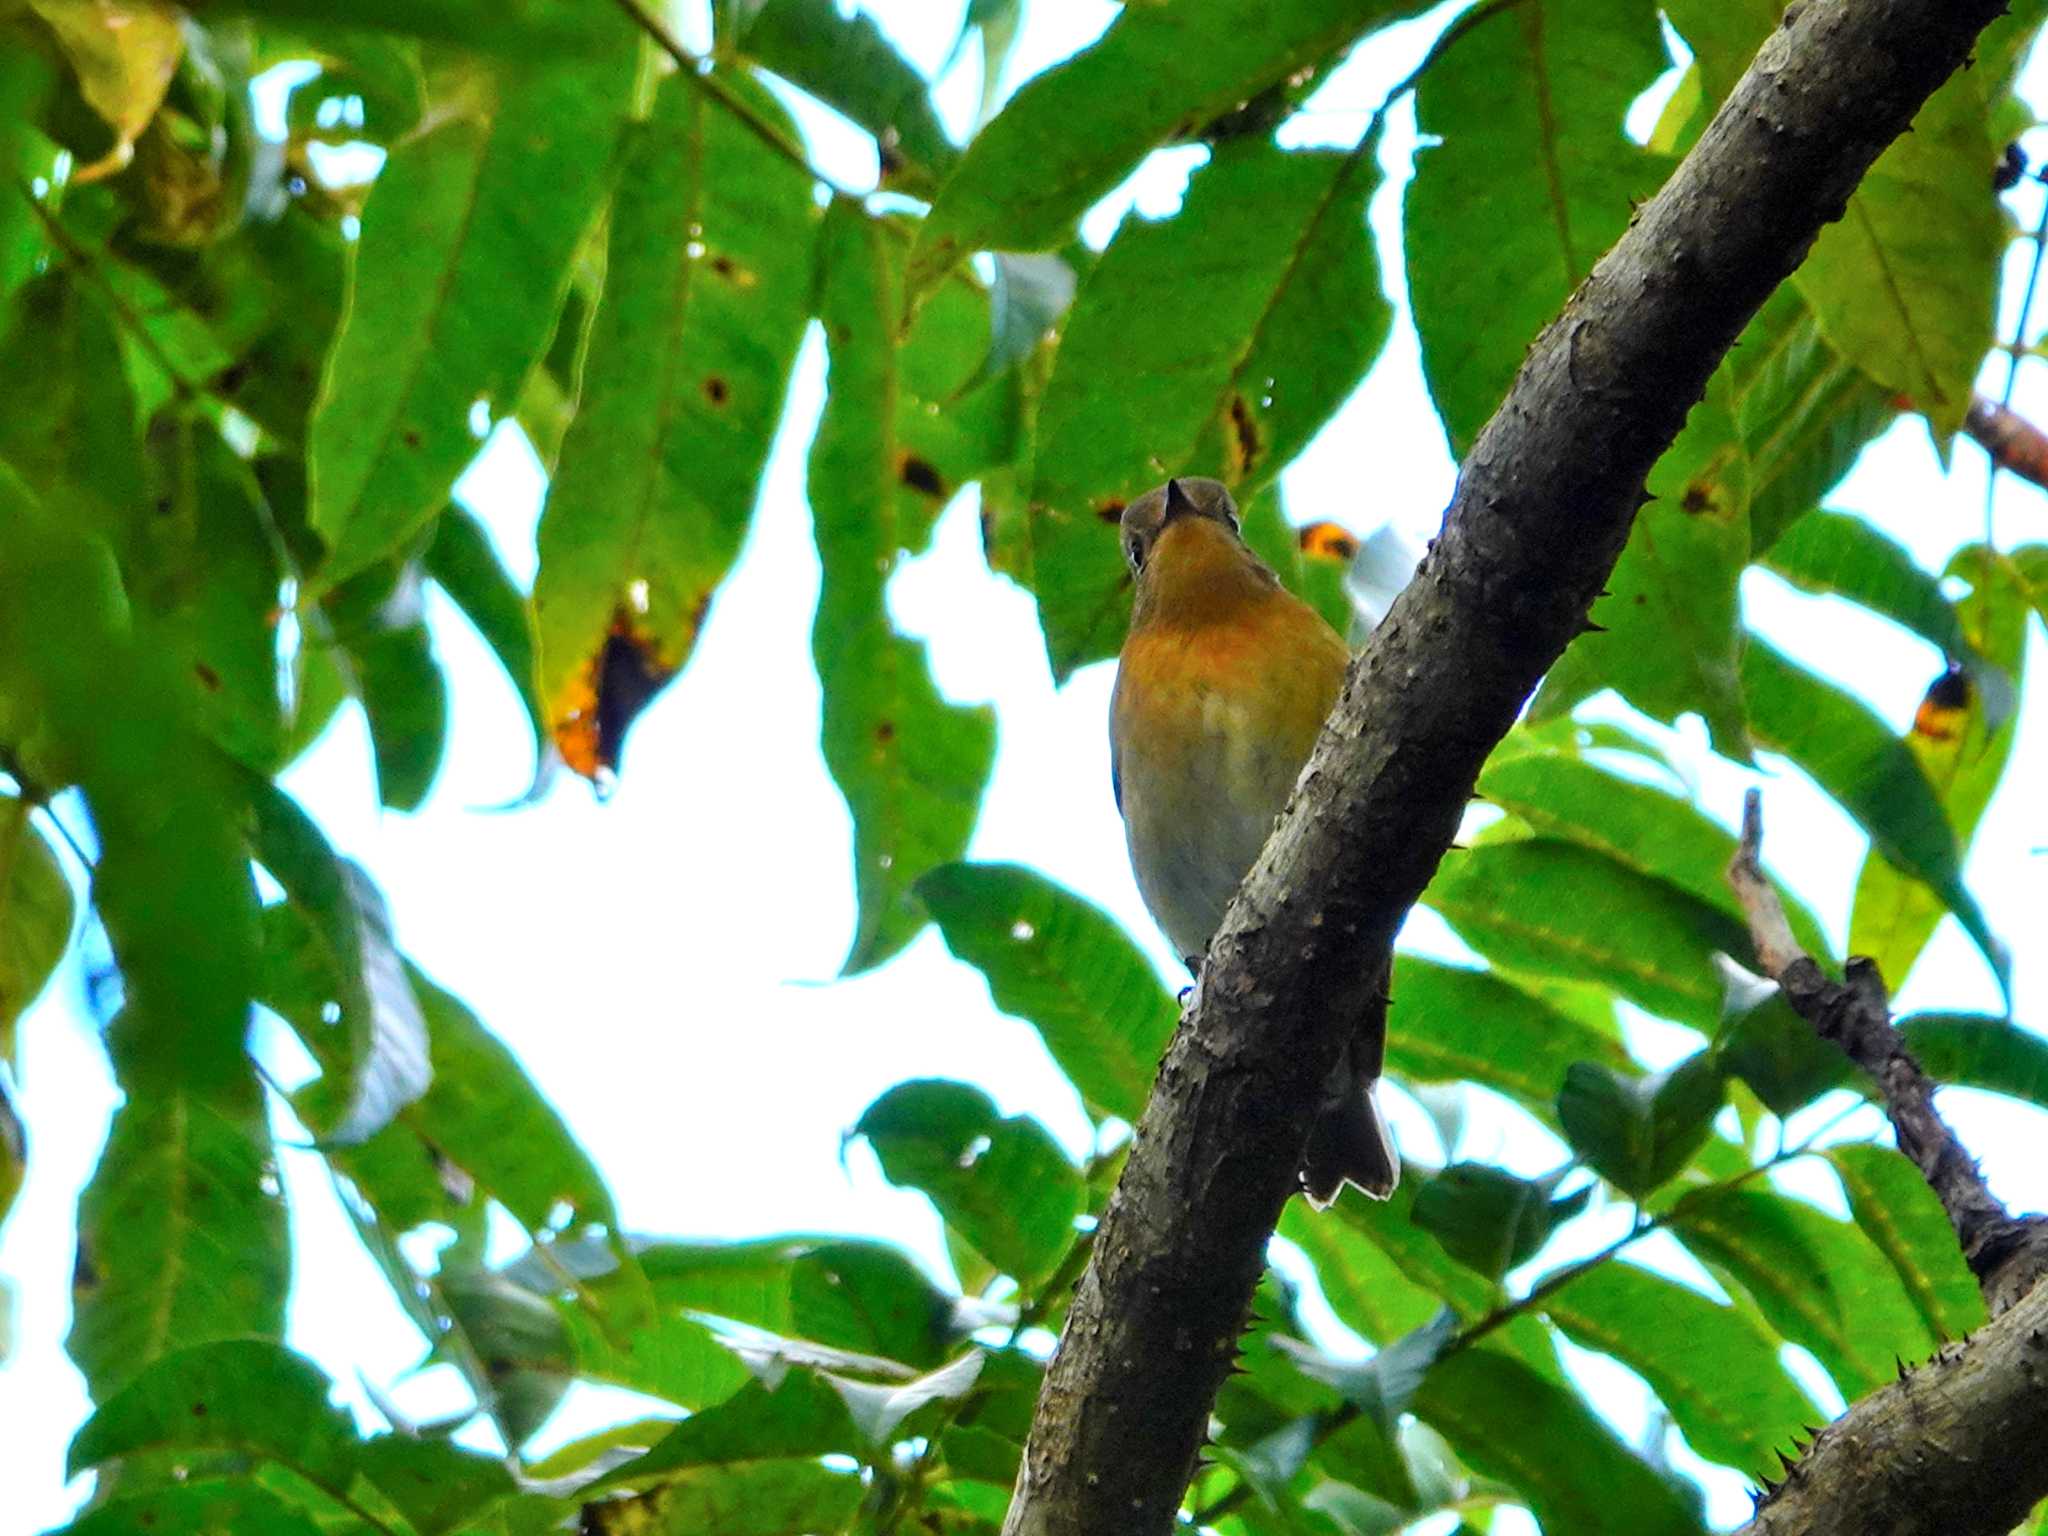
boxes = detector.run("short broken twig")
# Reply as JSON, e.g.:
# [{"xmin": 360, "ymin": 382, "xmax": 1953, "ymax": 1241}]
[{"xmin": 1728, "ymin": 789, "xmax": 2048, "ymax": 1312}]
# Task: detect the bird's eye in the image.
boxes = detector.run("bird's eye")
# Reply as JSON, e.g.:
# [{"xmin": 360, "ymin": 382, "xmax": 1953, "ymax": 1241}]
[{"xmin": 1126, "ymin": 536, "xmax": 1145, "ymax": 572}]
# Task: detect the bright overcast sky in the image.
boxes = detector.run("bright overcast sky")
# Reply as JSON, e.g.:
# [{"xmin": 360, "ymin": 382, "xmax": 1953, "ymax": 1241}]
[{"xmin": 6, "ymin": 4, "xmax": 2048, "ymax": 1533}]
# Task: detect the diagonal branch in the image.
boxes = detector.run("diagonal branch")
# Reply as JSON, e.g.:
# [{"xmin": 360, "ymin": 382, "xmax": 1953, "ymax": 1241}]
[
  {"xmin": 1965, "ymin": 393, "xmax": 2048, "ymax": 492},
  {"xmin": 1728, "ymin": 789, "xmax": 2048, "ymax": 1315},
  {"xmin": 1000, "ymin": 2, "xmax": 2018, "ymax": 1533}
]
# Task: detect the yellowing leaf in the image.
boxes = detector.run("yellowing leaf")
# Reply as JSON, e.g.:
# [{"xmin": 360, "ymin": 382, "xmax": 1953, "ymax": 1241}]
[{"xmin": 29, "ymin": 0, "xmax": 181, "ymax": 178}]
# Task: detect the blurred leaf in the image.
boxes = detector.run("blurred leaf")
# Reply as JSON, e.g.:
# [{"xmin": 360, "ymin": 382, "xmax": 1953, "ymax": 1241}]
[
  {"xmin": 0, "ymin": 61, "xmax": 60, "ymax": 298},
  {"xmin": 0, "ymin": 1077, "xmax": 19, "ymax": 1228},
  {"xmin": 1712, "ymin": 975, "xmax": 1850, "ymax": 1118},
  {"xmin": 1742, "ymin": 638, "xmax": 2005, "ymax": 992},
  {"xmin": 27, "ymin": 0, "xmax": 182, "ymax": 174},
  {"xmin": 1385, "ymin": 956, "xmax": 1630, "ymax": 1116},
  {"xmin": 964, "ymin": 251, "xmax": 1076, "ymax": 394},
  {"xmin": 1280, "ymin": 1189, "xmax": 1469, "ymax": 1346},
  {"xmin": 1727, "ymin": 286, "xmax": 1898, "ymax": 550},
  {"xmin": 582, "ymin": 1460, "xmax": 865, "ymax": 1536},
  {"xmin": 592, "ymin": 1370, "xmax": 862, "ymax": 1492},
  {"xmin": 1543, "ymin": 1260, "xmax": 1818, "ymax": 1480},
  {"xmin": 1029, "ymin": 136, "xmax": 1388, "ymax": 675},
  {"xmin": 811, "ymin": 200, "xmax": 996, "ymax": 973},
  {"xmin": 1410, "ymin": 1163, "xmax": 1587, "ymax": 1281},
  {"xmin": 1556, "ymin": 1055, "xmax": 1724, "ymax": 1198},
  {"xmin": 1900, "ymin": 1012, "xmax": 2048, "ymax": 1111},
  {"xmin": 557, "ymin": 1305, "xmax": 753, "ymax": 1416},
  {"xmin": 917, "ymin": 861, "xmax": 1178, "ymax": 1124},
  {"xmin": 1825, "ymin": 1143, "xmax": 1986, "ymax": 1343},
  {"xmin": 1848, "ymin": 547, "xmax": 2028, "ymax": 994},
  {"xmin": 949, "ymin": 0, "xmax": 1023, "ymax": 123},
  {"xmin": 1423, "ymin": 840, "xmax": 1752, "ymax": 1030},
  {"xmin": 1406, "ymin": 0, "xmax": 1667, "ymax": 456},
  {"xmin": 425, "ymin": 506, "xmax": 548, "ymax": 769},
  {"xmin": 1792, "ymin": 69, "xmax": 2001, "ymax": 440},
  {"xmin": 66, "ymin": 1038, "xmax": 286, "ymax": 1401},
  {"xmin": 62, "ymin": 1480, "xmax": 324, "ymax": 1536},
  {"xmin": 320, "ymin": 555, "xmax": 448, "ymax": 811},
  {"xmin": 1474, "ymin": 753, "xmax": 1830, "ymax": 957},
  {"xmin": 739, "ymin": 0, "xmax": 956, "ymax": 196},
  {"xmin": 788, "ymin": 1240, "xmax": 962, "ymax": 1368},
  {"xmin": 191, "ymin": 0, "xmax": 635, "ymax": 55},
  {"xmin": 312, "ymin": 47, "xmax": 633, "ymax": 586},
  {"xmin": 854, "ymin": 1080, "xmax": 1081, "ymax": 1286},
  {"xmin": 1276, "ymin": 1311, "xmax": 1454, "ymax": 1439},
  {"xmin": 534, "ymin": 67, "xmax": 812, "ymax": 781},
  {"xmin": 910, "ymin": 0, "xmax": 1424, "ymax": 293},
  {"xmin": 433, "ymin": 1262, "xmax": 574, "ymax": 1449},
  {"xmin": 1673, "ymin": 1185, "xmax": 1936, "ymax": 1398},
  {"xmin": 0, "ymin": 796, "xmax": 73, "ymax": 1059},
  {"xmin": 828, "ymin": 1349, "xmax": 984, "ymax": 1445},
  {"xmin": 249, "ymin": 785, "xmax": 429, "ymax": 1143},
  {"xmin": 1532, "ymin": 376, "xmax": 1751, "ymax": 755},
  {"xmin": 1415, "ymin": 1348, "xmax": 1706, "ymax": 1536}
]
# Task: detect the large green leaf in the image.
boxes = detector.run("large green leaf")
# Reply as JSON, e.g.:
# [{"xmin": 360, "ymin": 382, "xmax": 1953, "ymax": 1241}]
[
  {"xmin": 533, "ymin": 67, "xmax": 813, "ymax": 781},
  {"xmin": 1406, "ymin": 0, "xmax": 1668, "ymax": 456},
  {"xmin": 1825, "ymin": 1143, "xmax": 1985, "ymax": 1343},
  {"xmin": 1279, "ymin": 1195, "xmax": 1462, "ymax": 1346},
  {"xmin": 1383, "ymin": 955, "xmax": 1630, "ymax": 1115},
  {"xmin": 1673, "ymin": 1185, "xmax": 1936, "ymax": 1398},
  {"xmin": 1474, "ymin": 752, "xmax": 1830, "ymax": 957},
  {"xmin": 909, "ymin": 0, "xmax": 1424, "ymax": 292},
  {"xmin": 1028, "ymin": 135, "xmax": 1389, "ymax": 673},
  {"xmin": 1410, "ymin": 1163, "xmax": 1587, "ymax": 1281},
  {"xmin": 854, "ymin": 1080, "xmax": 1081, "ymax": 1287},
  {"xmin": 62, "ymin": 1480, "xmax": 324, "ymax": 1536},
  {"xmin": 1847, "ymin": 548, "xmax": 2028, "ymax": 994},
  {"xmin": 1531, "ymin": 376, "xmax": 1751, "ymax": 755},
  {"xmin": 1792, "ymin": 68, "xmax": 2001, "ymax": 440},
  {"xmin": 66, "ymin": 1036, "xmax": 287, "ymax": 1402},
  {"xmin": 810, "ymin": 201, "xmax": 996, "ymax": 974},
  {"xmin": 582, "ymin": 1459, "xmax": 866, "ymax": 1536},
  {"xmin": 1544, "ymin": 1259, "xmax": 1818, "ymax": 1479},
  {"xmin": 0, "ymin": 794, "xmax": 72, "ymax": 1059},
  {"xmin": 311, "ymin": 49, "xmax": 633, "ymax": 585},
  {"xmin": 1742, "ymin": 638, "xmax": 2005, "ymax": 989},
  {"xmin": 424, "ymin": 506, "xmax": 548, "ymax": 768},
  {"xmin": 593, "ymin": 1370, "xmax": 865, "ymax": 1491},
  {"xmin": 189, "ymin": 0, "xmax": 633, "ymax": 55},
  {"xmin": 1415, "ymin": 1348, "xmax": 1706, "ymax": 1536},
  {"xmin": 917, "ymin": 862, "xmax": 1178, "ymax": 1124},
  {"xmin": 1555, "ymin": 1054, "xmax": 1724, "ymax": 1198},
  {"xmin": 739, "ymin": 0, "xmax": 956, "ymax": 197},
  {"xmin": 1422, "ymin": 840, "xmax": 1753, "ymax": 1030},
  {"xmin": 318, "ymin": 554, "xmax": 449, "ymax": 812},
  {"xmin": 1901, "ymin": 1013, "xmax": 2048, "ymax": 1111}
]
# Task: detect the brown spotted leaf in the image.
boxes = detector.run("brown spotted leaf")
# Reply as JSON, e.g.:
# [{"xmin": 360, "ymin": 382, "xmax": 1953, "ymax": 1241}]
[{"xmin": 534, "ymin": 67, "xmax": 814, "ymax": 781}]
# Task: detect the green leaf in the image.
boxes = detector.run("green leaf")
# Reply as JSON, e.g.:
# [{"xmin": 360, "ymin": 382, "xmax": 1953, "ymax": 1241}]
[
  {"xmin": 1414, "ymin": 1348, "xmax": 1706, "ymax": 1536},
  {"xmin": 583, "ymin": 1459, "xmax": 866, "ymax": 1536},
  {"xmin": 854, "ymin": 1080, "xmax": 1081, "ymax": 1286},
  {"xmin": 1712, "ymin": 978, "xmax": 1850, "ymax": 1118},
  {"xmin": 558, "ymin": 1305, "xmax": 753, "ymax": 1415},
  {"xmin": 311, "ymin": 49, "xmax": 633, "ymax": 585},
  {"xmin": 1279, "ymin": 1192, "xmax": 1454, "ymax": 1346},
  {"xmin": 425, "ymin": 506, "xmax": 548, "ymax": 769},
  {"xmin": 1275, "ymin": 1310, "xmax": 1454, "ymax": 1438},
  {"xmin": 1531, "ymin": 375, "xmax": 1751, "ymax": 755},
  {"xmin": 1473, "ymin": 752, "xmax": 1831, "ymax": 958},
  {"xmin": 1726, "ymin": 285, "xmax": 1898, "ymax": 551},
  {"xmin": 61, "ymin": 1480, "xmax": 324, "ymax": 1536},
  {"xmin": 1406, "ymin": 0, "xmax": 1668, "ymax": 456},
  {"xmin": 1384, "ymin": 955, "xmax": 1630, "ymax": 1115},
  {"xmin": 810, "ymin": 201, "xmax": 996, "ymax": 973},
  {"xmin": 1028, "ymin": 136, "xmax": 1389, "ymax": 674},
  {"xmin": 1741, "ymin": 638, "xmax": 2005, "ymax": 991},
  {"xmin": 910, "ymin": 0, "xmax": 1424, "ymax": 291},
  {"xmin": 1825, "ymin": 1143, "xmax": 1985, "ymax": 1343},
  {"xmin": 1673, "ymin": 1185, "xmax": 1935, "ymax": 1398},
  {"xmin": 66, "ymin": 1062, "xmax": 287, "ymax": 1403},
  {"xmin": 916, "ymin": 861, "xmax": 1178, "ymax": 1125},
  {"xmin": 1900, "ymin": 1012, "xmax": 2048, "ymax": 1111},
  {"xmin": 187, "ymin": 0, "xmax": 634, "ymax": 56},
  {"xmin": 826, "ymin": 1350, "xmax": 985, "ymax": 1445},
  {"xmin": 593, "ymin": 1370, "xmax": 863, "ymax": 1492},
  {"xmin": 0, "ymin": 795, "xmax": 72, "ymax": 1059},
  {"xmin": 1848, "ymin": 547, "xmax": 2028, "ymax": 994},
  {"xmin": 738, "ymin": 0, "xmax": 957, "ymax": 197},
  {"xmin": 1543, "ymin": 1260, "xmax": 1818, "ymax": 1479},
  {"xmin": 433, "ymin": 1263, "xmax": 574, "ymax": 1448},
  {"xmin": 319, "ymin": 555, "xmax": 449, "ymax": 812},
  {"xmin": 533, "ymin": 66, "xmax": 813, "ymax": 782},
  {"xmin": 1556, "ymin": 1054, "xmax": 1725, "ymax": 1197},
  {"xmin": 788, "ymin": 1241, "xmax": 962, "ymax": 1368},
  {"xmin": 966, "ymin": 251, "xmax": 1077, "ymax": 394},
  {"xmin": 1409, "ymin": 1163, "xmax": 1587, "ymax": 1281},
  {"xmin": 1791, "ymin": 68, "xmax": 2001, "ymax": 440},
  {"xmin": 1422, "ymin": 840, "xmax": 1752, "ymax": 1030}
]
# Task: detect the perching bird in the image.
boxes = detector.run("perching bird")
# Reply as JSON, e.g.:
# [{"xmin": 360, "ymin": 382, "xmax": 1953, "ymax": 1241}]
[{"xmin": 1109, "ymin": 476, "xmax": 1398, "ymax": 1205}]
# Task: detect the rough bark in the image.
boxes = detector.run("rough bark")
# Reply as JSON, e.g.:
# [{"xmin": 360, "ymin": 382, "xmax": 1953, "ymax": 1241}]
[
  {"xmin": 1734, "ymin": 1278, "xmax": 2048, "ymax": 1536},
  {"xmin": 1728, "ymin": 790, "xmax": 2048, "ymax": 1316},
  {"xmin": 1000, "ymin": 2, "xmax": 2016, "ymax": 1533}
]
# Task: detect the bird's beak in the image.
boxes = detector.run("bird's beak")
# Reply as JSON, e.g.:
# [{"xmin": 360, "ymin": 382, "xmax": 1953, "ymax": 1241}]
[{"xmin": 1161, "ymin": 478, "xmax": 1197, "ymax": 526}]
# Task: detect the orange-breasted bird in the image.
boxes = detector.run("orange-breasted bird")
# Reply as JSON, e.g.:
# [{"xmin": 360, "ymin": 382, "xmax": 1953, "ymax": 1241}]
[{"xmin": 1110, "ymin": 476, "xmax": 1398, "ymax": 1206}]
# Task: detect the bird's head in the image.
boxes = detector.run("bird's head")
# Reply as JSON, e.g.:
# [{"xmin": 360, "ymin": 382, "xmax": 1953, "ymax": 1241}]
[{"xmin": 1120, "ymin": 477, "xmax": 1276, "ymax": 628}]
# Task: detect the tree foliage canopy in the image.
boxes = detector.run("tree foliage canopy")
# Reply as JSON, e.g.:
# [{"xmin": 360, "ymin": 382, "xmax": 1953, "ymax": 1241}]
[{"xmin": 3, "ymin": 0, "xmax": 2047, "ymax": 1532}]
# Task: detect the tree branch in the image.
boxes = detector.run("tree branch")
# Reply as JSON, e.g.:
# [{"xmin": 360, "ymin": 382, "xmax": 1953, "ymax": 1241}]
[
  {"xmin": 1728, "ymin": 790, "xmax": 2048, "ymax": 1315},
  {"xmin": 1000, "ymin": 3, "xmax": 2016, "ymax": 1532},
  {"xmin": 1965, "ymin": 393, "xmax": 2048, "ymax": 491},
  {"xmin": 1734, "ymin": 1277, "xmax": 2048, "ymax": 1536}
]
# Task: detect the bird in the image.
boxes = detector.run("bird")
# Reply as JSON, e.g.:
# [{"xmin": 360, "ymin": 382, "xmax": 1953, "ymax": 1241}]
[{"xmin": 1109, "ymin": 476, "xmax": 1398, "ymax": 1206}]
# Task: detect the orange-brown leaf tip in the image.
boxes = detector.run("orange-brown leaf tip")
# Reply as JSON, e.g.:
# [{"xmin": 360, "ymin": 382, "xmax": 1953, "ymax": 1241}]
[
  {"xmin": 1913, "ymin": 664, "xmax": 1972, "ymax": 742},
  {"xmin": 549, "ymin": 607, "xmax": 680, "ymax": 783},
  {"xmin": 1297, "ymin": 520, "xmax": 1360, "ymax": 563}
]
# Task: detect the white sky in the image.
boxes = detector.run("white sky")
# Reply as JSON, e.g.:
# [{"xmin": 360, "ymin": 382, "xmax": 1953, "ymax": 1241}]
[{"xmin": 6, "ymin": 4, "xmax": 2048, "ymax": 1532}]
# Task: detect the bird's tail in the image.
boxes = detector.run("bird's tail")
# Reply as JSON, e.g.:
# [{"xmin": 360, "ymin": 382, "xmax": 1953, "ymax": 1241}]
[{"xmin": 1300, "ymin": 1072, "xmax": 1399, "ymax": 1208}]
